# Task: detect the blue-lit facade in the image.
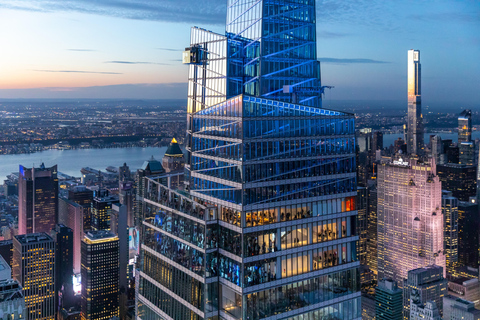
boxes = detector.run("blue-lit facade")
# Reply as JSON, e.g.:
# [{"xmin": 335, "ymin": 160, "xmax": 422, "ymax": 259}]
[{"xmin": 137, "ymin": 1, "xmax": 360, "ymax": 320}]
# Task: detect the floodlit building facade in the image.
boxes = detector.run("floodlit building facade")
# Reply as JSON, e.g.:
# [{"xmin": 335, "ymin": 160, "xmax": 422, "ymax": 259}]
[
  {"xmin": 377, "ymin": 157, "xmax": 445, "ymax": 284},
  {"xmin": 136, "ymin": 1, "xmax": 360, "ymax": 319}
]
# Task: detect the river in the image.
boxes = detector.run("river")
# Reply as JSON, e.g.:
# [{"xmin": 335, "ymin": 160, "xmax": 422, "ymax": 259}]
[
  {"xmin": 0, "ymin": 132, "xmax": 477, "ymax": 182},
  {"xmin": 383, "ymin": 132, "xmax": 480, "ymax": 147},
  {"xmin": 0, "ymin": 147, "xmax": 168, "ymax": 181}
]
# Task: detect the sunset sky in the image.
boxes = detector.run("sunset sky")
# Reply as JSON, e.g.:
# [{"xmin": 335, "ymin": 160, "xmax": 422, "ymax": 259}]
[{"xmin": 0, "ymin": 0, "xmax": 479, "ymax": 105}]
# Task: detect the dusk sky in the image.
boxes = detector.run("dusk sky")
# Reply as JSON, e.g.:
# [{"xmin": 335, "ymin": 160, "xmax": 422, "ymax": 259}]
[{"xmin": 0, "ymin": 0, "xmax": 479, "ymax": 106}]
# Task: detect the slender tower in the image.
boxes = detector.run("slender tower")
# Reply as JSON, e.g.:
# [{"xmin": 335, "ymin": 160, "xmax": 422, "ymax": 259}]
[{"xmin": 407, "ymin": 49, "xmax": 423, "ymax": 156}]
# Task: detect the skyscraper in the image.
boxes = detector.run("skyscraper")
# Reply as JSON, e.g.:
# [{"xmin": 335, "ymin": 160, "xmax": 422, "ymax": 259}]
[
  {"xmin": 443, "ymin": 295, "xmax": 480, "ymax": 320},
  {"xmin": 67, "ymin": 185, "xmax": 93, "ymax": 232},
  {"xmin": 376, "ymin": 279, "xmax": 403, "ymax": 320},
  {"xmin": 377, "ymin": 157, "xmax": 445, "ymax": 284},
  {"xmin": 403, "ymin": 266, "xmax": 447, "ymax": 319},
  {"xmin": 437, "ymin": 164, "xmax": 476, "ymax": 201},
  {"xmin": 137, "ymin": 1, "xmax": 360, "ymax": 319},
  {"xmin": 59, "ymin": 197, "xmax": 85, "ymax": 274},
  {"xmin": 18, "ymin": 163, "xmax": 58, "ymax": 235},
  {"xmin": 13, "ymin": 233, "xmax": 55, "ymax": 320},
  {"xmin": 407, "ymin": 49, "xmax": 423, "ymax": 156},
  {"xmin": 110, "ymin": 204, "xmax": 128, "ymax": 320},
  {"xmin": 458, "ymin": 110, "xmax": 472, "ymax": 144},
  {"xmin": 51, "ymin": 224, "xmax": 74, "ymax": 310},
  {"xmin": 0, "ymin": 255, "xmax": 26, "ymax": 320},
  {"xmin": 91, "ymin": 192, "xmax": 118, "ymax": 231},
  {"xmin": 442, "ymin": 191, "xmax": 459, "ymax": 275},
  {"xmin": 81, "ymin": 231, "xmax": 119, "ymax": 320},
  {"xmin": 458, "ymin": 200, "xmax": 479, "ymax": 268},
  {"xmin": 367, "ymin": 181, "xmax": 379, "ymax": 275}
]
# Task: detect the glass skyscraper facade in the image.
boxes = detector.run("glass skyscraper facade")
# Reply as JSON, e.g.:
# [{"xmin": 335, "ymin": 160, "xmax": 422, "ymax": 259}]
[{"xmin": 137, "ymin": 1, "xmax": 360, "ymax": 319}]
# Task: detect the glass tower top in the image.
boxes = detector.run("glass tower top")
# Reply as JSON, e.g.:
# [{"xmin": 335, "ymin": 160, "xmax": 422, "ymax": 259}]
[{"xmin": 186, "ymin": 0, "xmax": 321, "ymax": 114}]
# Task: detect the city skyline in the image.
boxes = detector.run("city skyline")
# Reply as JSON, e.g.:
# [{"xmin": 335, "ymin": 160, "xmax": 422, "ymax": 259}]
[{"xmin": 0, "ymin": 0, "xmax": 478, "ymax": 105}]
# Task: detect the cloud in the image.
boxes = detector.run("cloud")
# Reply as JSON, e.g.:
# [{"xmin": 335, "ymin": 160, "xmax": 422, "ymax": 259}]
[
  {"xmin": 410, "ymin": 12, "xmax": 480, "ymax": 24},
  {"xmin": 67, "ymin": 49, "xmax": 97, "ymax": 52},
  {"xmin": 1, "ymin": 0, "xmax": 226, "ymax": 25},
  {"xmin": 0, "ymin": 83, "xmax": 188, "ymax": 99},
  {"xmin": 156, "ymin": 48, "xmax": 184, "ymax": 52},
  {"xmin": 34, "ymin": 69, "xmax": 122, "ymax": 75},
  {"xmin": 104, "ymin": 61, "xmax": 169, "ymax": 65},
  {"xmin": 318, "ymin": 58, "xmax": 389, "ymax": 64},
  {"xmin": 317, "ymin": 31, "xmax": 350, "ymax": 39}
]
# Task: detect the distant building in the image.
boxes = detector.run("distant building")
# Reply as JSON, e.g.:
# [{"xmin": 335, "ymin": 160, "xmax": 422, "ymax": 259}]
[
  {"xmin": 18, "ymin": 163, "xmax": 58, "ymax": 235},
  {"xmin": 118, "ymin": 163, "xmax": 131, "ymax": 181},
  {"xmin": 162, "ymin": 138, "xmax": 185, "ymax": 173},
  {"xmin": 459, "ymin": 142, "xmax": 475, "ymax": 166},
  {"xmin": 362, "ymin": 292, "xmax": 377, "ymax": 320},
  {"xmin": 458, "ymin": 110, "xmax": 472, "ymax": 144},
  {"xmin": 403, "ymin": 266, "xmax": 448, "ymax": 319},
  {"xmin": 51, "ymin": 224, "xmax": 74, "ymax": 310},
  {"xmin": 58, "ymin": 197, "xmax": 84, "ymax": 274},
  {"xmin": 0, "ymin": 272, "xmax": 26, "ymax": 320},
  {"xmin": 446, "ymin": 145, "xmax": 460, "ymax": 164},
  {"xmin": 458, "ymin": 200, "xmax": 480, "ymax": 268},
  {"xmin": 58, "ymin": 307, "xmax": 81, "ymax": 320},
  {"xmin": 431, "ymin": 135, "xmax": 443, "ymax": 163},
  {"xmin": 437, "ymin": 164, "xmax": 476, "ymax": 202},
  {"xmin": 91, "ymin": 192, "xmax": 119, "ymax": 231},
  {"xmin": 443, "ymin": 295, "xmax": 480, "ymax": 320},
  {"xmin": 162, "ymin": 138, "xmax": 185, "ymax": 190},
  {"xmin": 67, "ymin": 185, "xmax": 93, "ymax": 232},
  {"xmin": 448, "ymin": 277, "xmax": 480, "ymax": 308},
  {"xmin": 442, "ymin": 191, "xmax": 459, "ymax": 275},
  {"xmin": 358, "ymin": 187, "xmax": 368, "ymax": 266},
  {"xmin": 377, "ymin": 157, "xmax": 445, "ymax": 284},
  {"xmin": 376, "ymin": 279, "xmax": 402, "ymax": 320},
  {"xmin": 110, "ymin": 204, "xmax": 128, "ymax": 320},
  {"xmin": 367, "ymin": 181, "xmax": 378, "ymax": 275},
  {"xmin": 81, "ymin": 231, "xmax": 119, "ymax": 320},
  {"xmin": 407, "ymin": 49, "xmax": 423, "ymax": 156},
  {"xmin": 410, "ymin": 300, "xmax": 441, "ymax": 320},
  {"xmin": 13, "ymin": 233, "xmax": 55, "ymax": 320},
  {"xmin": 0, "ymin": 256, "xmax": 11, "ymax": 283},
  {"xmin": 0, "ymin": 240, "xmax": 13, "ymax": 274},
  {"xmin": 118, "ymin": 163, "xmax": 135, "ymax": 227},
  {"xmin": 134, "ymin": 156, "xmax": 165, "ymax": 227}
]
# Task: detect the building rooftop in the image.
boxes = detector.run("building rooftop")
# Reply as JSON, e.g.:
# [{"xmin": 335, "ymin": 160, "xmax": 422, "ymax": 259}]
[
  {"xmin": 165, "ymin": 138, "xmax": 183, "ymax": 157},
  {"xmin": 141, "ymin": 156, "xmax": 165, "ymax": 174},
  {"xmin": 84, "ymin": 230, "xmax": 118, "ymax": 244},
  {"xmin": 14, "ymin": 233, "xmax": 53, "ymax": 244}
]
